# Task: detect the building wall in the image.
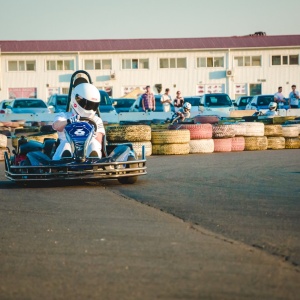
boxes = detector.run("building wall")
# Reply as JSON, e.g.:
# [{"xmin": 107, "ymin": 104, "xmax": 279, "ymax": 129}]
[{"xmin": 0, "ymin": 47, "xmax": 299, "ymax": 101}]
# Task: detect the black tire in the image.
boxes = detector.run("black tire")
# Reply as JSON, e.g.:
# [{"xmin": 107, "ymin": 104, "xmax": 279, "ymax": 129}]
[{"xmin": 117, "ymin": 156, "xmax": 138, "ymax": 184}]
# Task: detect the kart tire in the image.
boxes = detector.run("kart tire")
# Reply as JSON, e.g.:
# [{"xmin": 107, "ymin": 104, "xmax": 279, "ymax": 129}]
[
  {"xmin": 151, "ymin": 130, "xmax": 190, "ymax": 144},
  {"xmin": 0, "ymin": 134, "xmax": 8, "ymax": 148},
  {"xmin": 285, "ymin": 137, "xmax": 300, "ymax": 149},
  {"xmin": 212, "ymin": 125, "xmax": 236, "ymax": 138},
  {"xmin": 267, "ymin": 137, "xmax": 285, "ymax": 150},
  {"xmin": 264, "ymin": 125, "xmax": 283, "ymax": 137},
  {"xmin": 40, "ymin": 125, "xmax": 56, "ymax": 133},
  {"xmin": 118, "ymin": 156, "xmax": 138, "ymax": 184},
  {"xmin": 168, "ymin": 123, "xmax": 212, "ymax": 139},
  {"xmin": 231, "ymin": 137, "xmax": 245, "ymax": 152},
  {"xmin": 106, "ymin": 125, "xmax": 151, "ymax": 142},
  {"xmin": 189, "ymin": 139, "xmax": 214, "ymax": 153},
  {"xmin": 244, "ymin": 136, "xmax": 268, "ymax": 151},
  {"xmin": 213, "ymin": 138, "xmax": 232, "ymax": 152}
]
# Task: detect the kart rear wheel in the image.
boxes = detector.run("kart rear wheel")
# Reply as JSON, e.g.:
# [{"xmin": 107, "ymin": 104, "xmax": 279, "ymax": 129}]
[{"xmin": 118, "ymin": 156, "xmax": 138, "ymax": 184}]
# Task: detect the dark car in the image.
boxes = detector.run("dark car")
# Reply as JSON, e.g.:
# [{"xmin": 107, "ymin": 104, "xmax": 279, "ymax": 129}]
[
  {"xmin": 8, "ymin": 98, "xmax": 51, "ymax": 114},
  {"xmin": 235, "ymin": 96, "xmax": 253, "ymax": 110},
  {"xmin": 47, "ymin": 94, "xmax": 68, "ymax": 113},
  {"xmin": 112, "ymin": 98, "xmax": 136, "ymax": 113},
  {"xmin": 99, "ymin": 90, "xmax": 117, "ymax": 113},
  {"xmin": 246, "ymin": 94, "xmax": 289, "ymax": 110}
]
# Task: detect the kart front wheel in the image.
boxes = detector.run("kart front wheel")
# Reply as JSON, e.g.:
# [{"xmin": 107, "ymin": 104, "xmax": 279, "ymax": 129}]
[{"xmin": 118, "ymin": 156, "xmax": 138, "ymax": 184}]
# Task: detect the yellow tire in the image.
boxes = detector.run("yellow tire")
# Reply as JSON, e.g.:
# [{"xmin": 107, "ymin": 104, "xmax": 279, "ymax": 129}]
[
  {"xmin": 106, "ymin": 125, "xmax": 151, "ymax": 142},
  {"xmin": 244, "ymin": 136, "xmax": 268, "ymax": 151},
  {"xmin": 152, "ymin": 143, "xmax": 190, "ymax": 155},
  {"xmin": 151, "ymin": 129, "xmax": 190, "ymax": 144}
]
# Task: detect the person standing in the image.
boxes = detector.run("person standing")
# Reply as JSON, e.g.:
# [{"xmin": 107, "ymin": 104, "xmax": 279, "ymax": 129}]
[
  {"xmin": 288, "ymin": 85, "xmax": 300, "ymax": 108},
  {"xmin": 274, "ymin": 86, "xmax": 286, "ymax": 109},
  {"xmin": 141, "ymin": 85, "xmax": 155, "ymax": 112},
  {"xmin": 173, "ymin": 91, "xmax": 184, "ymax": 112},
  {"xmin": 160, "ymin": 88, "xmax": 172, "ymax": 112}
]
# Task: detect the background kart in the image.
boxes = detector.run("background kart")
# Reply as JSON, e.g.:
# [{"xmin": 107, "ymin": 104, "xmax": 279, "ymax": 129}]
[{"xmin": 4, "ymin": 70, "xmax": 147, "ymax": 184}]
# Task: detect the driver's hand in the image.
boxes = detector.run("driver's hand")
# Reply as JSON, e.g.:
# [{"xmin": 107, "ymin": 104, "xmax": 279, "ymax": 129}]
[{"xmin": 67, "ymin": 115, "xmax": 80, "ymax": 124}]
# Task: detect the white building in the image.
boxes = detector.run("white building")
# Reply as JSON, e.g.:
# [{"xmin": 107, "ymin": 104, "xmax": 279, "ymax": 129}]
[{"xmin": 0, "ymin": 33, "xmax": 299, "ymax": 101}]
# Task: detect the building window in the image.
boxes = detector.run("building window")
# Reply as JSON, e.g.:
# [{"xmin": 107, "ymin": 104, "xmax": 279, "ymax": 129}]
[
  {"xmin": 159, "ymin": 58, "xmax": 187, "ymax": 69},
  {"xmin": 8, "ymin": 60, "xmax": 36, "ymax": 71},
  {"xmin": 271, "ymin": 55, "xmax": 299, "ymax": 66},
  {"xmin": 234, "ymin": 56, "xmax": 261, "ymax": 67},
  {"xmin": 122, "ymin": 58, "xmax": 149, "ymax": 69},
  {"xmin": 84, "ymin": 59, "xmax": 112, "ymax": 70},
  {"xmin": 46, "ymin": 60, "xmax": 74, "ymax": 71},
  {"xmin": 197, "ymin": 56, "xmax": 224, "ymax": 68}
]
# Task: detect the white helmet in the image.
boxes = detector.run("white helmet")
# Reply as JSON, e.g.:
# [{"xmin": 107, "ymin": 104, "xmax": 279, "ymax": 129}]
[
  {"xmin": 71, "ymin": 83, "xmax": 100, "ymax": 118},
  {"xmin": 183, "ymin": 102, "xmax": 192, "ymax": 110},
  {"xmin": 269, "ymin": 102, "xmax": 277, "ymax": 111}
]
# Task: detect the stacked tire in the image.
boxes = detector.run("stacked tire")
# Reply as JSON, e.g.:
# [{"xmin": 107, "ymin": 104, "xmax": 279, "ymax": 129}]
[
  {"xmin": 212, "ymin": 124, "xmax": 235, "ymax": 153},
  {"xmin": 0, "ymin": 134, "xmax": 8, "ymax": 161},
  {"xmin": 106, "ymin": 125, "xmax": 152, "ymax": 156},
  {"xmin": 243, "ymin": 122, "xmax": 267, "ymax": 151},
  {"xmin": 169, "ymin": 123, "xmax": 213, "ymax": 154},
  {"xmin": 151, "ymin": 129, "xmax": 190, "ymax": 155},
  {"xmin": 282, "ymin": 125, "xmax": 300, "ymax": 149},
  {"xmin": 264, "ymin": 125, "xmax": 285, "ymax": 150}
]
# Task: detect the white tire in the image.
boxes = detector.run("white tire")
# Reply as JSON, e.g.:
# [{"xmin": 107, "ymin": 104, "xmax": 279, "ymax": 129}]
[{"xmin": 189, "ymin": 139, "xmax": 214, "ymax": 153}]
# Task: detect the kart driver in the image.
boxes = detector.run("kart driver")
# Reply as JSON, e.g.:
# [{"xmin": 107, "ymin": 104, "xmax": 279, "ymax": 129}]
[
  {"xmin": 52, "ymin": 82, "xmax": 105, "ymax": 160},
  {"xmin": 254, "ymin": 101, "xmax": 278, "ymax": 117},
  {"xmin": 171, "ymin": 102, "xmax": 191, "ymax": 124}
]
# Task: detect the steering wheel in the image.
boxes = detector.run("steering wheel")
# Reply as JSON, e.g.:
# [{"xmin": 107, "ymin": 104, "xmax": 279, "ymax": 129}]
[{"xmin": 79, "ymin": 117, "xmax": 97, "ymax": 132}]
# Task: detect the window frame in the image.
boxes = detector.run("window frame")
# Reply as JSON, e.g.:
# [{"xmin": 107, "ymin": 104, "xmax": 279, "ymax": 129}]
[
  {"xmin": 271, "ymin": 54, "xmax": 299, "ymax": 66},
  {"xmin": 121, "ymin": 58, "xmax": 149, "ymax": 70},
  {"xmin": 159, "ymin": 57, "xmax": 187, "ymax": 69},
  {"xmin": 46, "ymin": 59, "xmax": 74, "ymax": 71},
  {"xmin": 234, "ymin": 55, "xmax": 262, "ymax": 67},
  {"xmin": 84, "ymin": 58, "xmax": 112, "ymax": 70},
  {"xmin": 197, "ymin": 56, "xmax": 224, "ymax": 68},
  {"xmin": 8, "ymin": 60, "xmax": 36, "ymax": 72}
]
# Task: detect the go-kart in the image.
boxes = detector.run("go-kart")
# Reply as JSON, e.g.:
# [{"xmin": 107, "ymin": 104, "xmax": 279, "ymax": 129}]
[{"xmin": 4, "ymin": 70, "xmax": 147, "ymax": 184}]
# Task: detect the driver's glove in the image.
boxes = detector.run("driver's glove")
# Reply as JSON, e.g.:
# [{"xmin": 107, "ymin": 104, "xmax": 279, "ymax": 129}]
[{"xmin": 67, "ymin": 115, "xmax": 79, "ymax": 124}]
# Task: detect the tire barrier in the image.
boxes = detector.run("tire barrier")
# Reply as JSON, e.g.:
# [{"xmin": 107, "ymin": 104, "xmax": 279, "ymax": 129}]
[
  {"xmin": 152, "ymin": 143, "xmax": 190, "ymax": 155},
  {"xmin": 281, "ymin": 126, "xmax": 299, "ymax": 138},
  {"xmin": 0, "ymin": 148, "xmax": 7, "ymax": 161},
  {"xmin": 193, "ymin": 115, "xmax": 220, "ymax": 124},
  {"xmin": 229, "ymin": 123, "xmax": 247, "ymax": 136},
  {"xmin": 0, "ymin": 134, "xmax": 8, "ymax": 148},
  {"xmin": 14, "ymin": 127, "xmax": 40, "ymax": 135},
  {"xmin": 282, "ymin": 124, "xmax": 300, "ymax": 135},
  {"xmin": 151, "ymin": 129, "xmax": 190, "ymax": 144},
  {"xmin": 243, "ymin": 122, "xmax": 265, "ymax": 137},
  {"xmin": 1, "ymin": 121, "xmax": 21, "ymax": 128},
  {"xmin": 231, "ymin": 137, "xmax": 245, "ymax": 152},
  {"xmin": 273, "ymin": 116, "xmax": 296, "ymax": 124},
  {"xmin": 12, "ymin": 133, "xmax": 58, "ymax": 148},
  {"xmin": 285, "ymin": 137, "xmax": 300, "ymax": 149},
  {"xmin": 108, "ymin": 141, "xmax": 152, "ymax": 156},
  {"xmin": 213, "ymin": 138, "xmax": 232, "ymax": 152},
  {"xmin": 244, "ymin": 136, "xmax": 268, "ymax": 151},
  {"xmin": 106, "ymin": 125, "xmax": 151, "ymax": 142},
  {"xmin": 169, "ymin": 123, "xmax": 212, "ymax": 139},
  {"xmin": 212, "ymin": 125, "xmax": 235, "ymax": 138},
  {"xmin": 264, "ymin": 125, "xmax": 283, "ymax": 137},
  {"xmin": 267, "ymin": 137, "xmax": 285, "ymax": 150},
  {"xmin": 189, "ymin": 139, "xmax": 214, "ymax": 154}
]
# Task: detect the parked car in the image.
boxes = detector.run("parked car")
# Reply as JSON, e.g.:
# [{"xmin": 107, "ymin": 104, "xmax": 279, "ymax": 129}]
[
  {"xmin": 99, "ymin": 90, "xmax": 117, "ymax": 113},
  {"xmin": 245, "ymin": 94, "xmax": 289, "ymax": 110},
  {"xmin": 183, "ymin": 96, "xmax": 202, "ymax": 112},
  {"xmin": 112, "ymin": 98, "xmax": 136, "ymax": 113},
  {"xmin": 47, "ymin": 94, "xmax": 68, "ymax": 113},
  {"xmin": 198, "ymin": 93, "xmax": 235, "ymax": 117},
  {"xmin": 129, "ymin": 94, "xmax": 175, "ymax": 112},
  {"xmin": 7, "ymin": 98, "xmax": 52, "ymax": 114},
  {"xmin": 0, "ymin": 100, "xmax": 13, "ymax": 114},
  {"xmin": 234, "ymin": 96, "xmax": 253, "ymax": 110}
]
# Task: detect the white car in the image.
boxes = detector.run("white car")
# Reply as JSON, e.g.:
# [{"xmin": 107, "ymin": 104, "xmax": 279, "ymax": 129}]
[
  {"xmin": 0, "ymin": 100, "xmax": 13, "ymax": 114},
  {"xmin": 198, "ymin": 93, "xmax": 235, "ymax": 117}
]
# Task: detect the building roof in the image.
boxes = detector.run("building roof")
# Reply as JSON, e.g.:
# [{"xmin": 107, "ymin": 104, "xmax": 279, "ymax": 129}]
[{"xmin": 1, "ymin": 34, "xmax": 300, "ymax": 53}]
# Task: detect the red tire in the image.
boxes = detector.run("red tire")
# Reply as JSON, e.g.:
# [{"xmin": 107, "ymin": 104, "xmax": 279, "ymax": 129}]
[
  {"xmin": 193, "ymin": 115, "xmax": 220, "ymax": 124},
  {"xmin": 213, "ymin": 138, "xmax": 232, "ymax": 152},
  {"xmin": 231, "ymin": 137, "xmax": 245, "ymax": 151},
  {"xmin": 168, "ymin": 123, "xmax": 212, "ymax": 139}
]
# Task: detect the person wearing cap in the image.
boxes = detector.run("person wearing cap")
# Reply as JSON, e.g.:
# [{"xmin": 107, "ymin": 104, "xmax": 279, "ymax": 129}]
[
  {"xmin": 274, "ymin": 86, "xmax": 286, "ymax": 110},
  {"xmin": 288, "ymin": 85, "xmax": 300, "ymax": 108},
  {"xmin": 141, "ymin": 85, "xmax": 155, "ymax": 112}
]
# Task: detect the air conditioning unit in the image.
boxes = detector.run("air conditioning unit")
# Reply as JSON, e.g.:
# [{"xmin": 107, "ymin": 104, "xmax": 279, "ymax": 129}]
[
  {"xmin": 226, "ymin": 69, "xmax": 234, "ymax": 77},
  {"xmin": 110, "ymin": 73, "xmax": 116, "ymax": 80}
]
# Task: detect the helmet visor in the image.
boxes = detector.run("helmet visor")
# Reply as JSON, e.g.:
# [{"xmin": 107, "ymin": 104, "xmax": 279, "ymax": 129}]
[{"xmin": 75, "ymin": 94, "xmax": 99, "ymax": 111}]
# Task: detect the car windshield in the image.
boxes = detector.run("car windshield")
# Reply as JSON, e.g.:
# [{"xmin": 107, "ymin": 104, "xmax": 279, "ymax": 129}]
[
  {"xmin": 114, "ymin": 99, "xmax": 135, "ymax": 108},
  {"xmin": 239, "ymin": 97, "xmax": 253, "ymax": 105},
  {"xmin": 206, "ymin": 95, "xmax": 232, "ymax": 107},
  {"xmin": 56, "ymin": 96, "xmax": 68, "ymax": 106},
  {"xmin": 185, "ymin": 97, "xmax": 201, "ymax": 106},
  {"xmin": 257, "ymin": 96, "xmax": 273, "ymax": 106},
  {"xmin": 13, "ymin": 99, "xmax": 47, "ymax": 108}
]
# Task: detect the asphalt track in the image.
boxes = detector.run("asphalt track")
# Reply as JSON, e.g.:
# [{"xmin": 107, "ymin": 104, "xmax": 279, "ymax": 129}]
[{"xmin": 0, "ymin": 149, "xmax": 299, "ymax": 299}]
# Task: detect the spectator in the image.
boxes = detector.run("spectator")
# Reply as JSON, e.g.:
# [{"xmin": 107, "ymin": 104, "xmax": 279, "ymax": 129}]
[
  {"xmin": 141, "ymin": 85, "xmax": 155, "ymax": 112},
  {"xmin": 160, "ymin": 88, "xmax": 172, "ymax": 112},
  {"xmin": 274, "ymin": 86, "xmax": 286, "ymax": 109},
  {"xmin": 173, "ymin": 91, "xmax": 184, "ymax": 112},
  {"xmin": 288, "ymin": 85, "xmax": 300, "ymax": 108}
]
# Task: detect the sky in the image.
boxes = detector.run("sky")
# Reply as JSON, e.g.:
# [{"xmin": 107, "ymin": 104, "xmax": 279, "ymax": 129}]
[{"xmin": 0, "ymin": 0, "xmax": 299, "ymax": 41}]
